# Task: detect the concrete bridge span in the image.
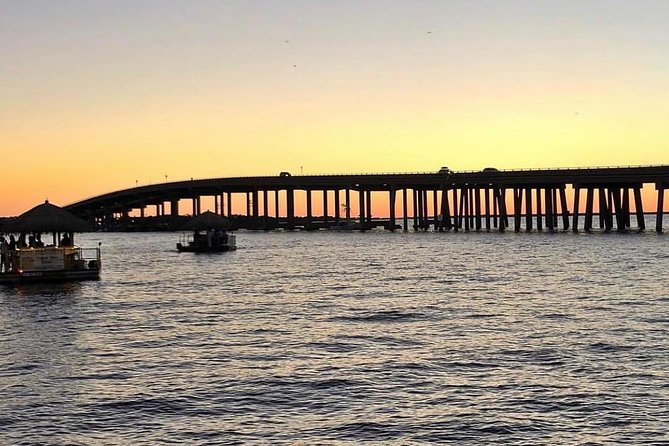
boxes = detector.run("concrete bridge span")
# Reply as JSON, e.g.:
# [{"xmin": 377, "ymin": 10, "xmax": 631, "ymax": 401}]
[{"xmin": 64, "ymin": 165, "xmax": 669, "ymax": 232}]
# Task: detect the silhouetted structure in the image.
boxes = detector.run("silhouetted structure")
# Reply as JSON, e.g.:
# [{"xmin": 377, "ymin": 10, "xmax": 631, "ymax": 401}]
[{"xmin": 64, "ymin": 165, "xmax": 669, "ymax": 233}]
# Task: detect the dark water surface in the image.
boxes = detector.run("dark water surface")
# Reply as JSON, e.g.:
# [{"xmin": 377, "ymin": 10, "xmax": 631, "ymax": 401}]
[{"xmin": 1, "ymin": 230, "xmax": 668, "ymax": 445}]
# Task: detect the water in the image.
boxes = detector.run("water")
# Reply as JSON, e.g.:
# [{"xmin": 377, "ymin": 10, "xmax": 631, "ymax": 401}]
[{"xmin": 1, "ymin": 230, "xmax": 668, "ymax": 445}]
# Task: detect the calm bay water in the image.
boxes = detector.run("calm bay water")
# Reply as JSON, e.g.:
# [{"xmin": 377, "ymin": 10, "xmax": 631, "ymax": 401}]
[{"xmin": 1, "ymin": 229, "xmax": 668, "ymax": 445}]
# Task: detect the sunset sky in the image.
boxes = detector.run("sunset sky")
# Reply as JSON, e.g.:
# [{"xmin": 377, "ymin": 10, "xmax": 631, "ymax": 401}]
[{"xmin": 2, "ymin": 0, "xmax": 669, "ymax": 216}]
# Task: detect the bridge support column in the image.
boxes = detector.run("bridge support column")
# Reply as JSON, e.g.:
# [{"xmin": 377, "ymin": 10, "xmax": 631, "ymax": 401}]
[
  {"xmin": 389, "ymin": 188, "xmax": 396, "ymax": 231},
  {"xmin": 345, "ymin": 189, "xmax": 351, "ymax": 224},
  {"xmin": 536, "ymin": 188, "xmax": 543, "ymax": 231},
  {"xmin": 492, "ymin": 188, "xmax": 498, "ymax": 229},
  {"xmin": 513, "ymin": 188, "xmax": 522, "ymax": 232},
  {"xmin": 452, "ymin": 188, "xmax": 459, "ymax": 232},
  {"xmin": 462, "ymin": 188, "xmax": 470, "ymax": 231},
  {"xmin": 607, "ymin": 189, "xmax": 615, "ymax": 230},
  {"xmin": 287, "ymin": 188, "xmax": 295, "ymax": 230},
  {"xmin": 612, "ymin": 188, "xmax": 625, "ymax": 232},
  {"xmin": 275, "ymin": 190, "xmax": 280, "ymax": 222},
  {"xmin": 545, "ymin": 188, "xmax": 554, "ymax": 231},
  {"xmin": 468, "ymin": 188, "xmax": 475, "ymax": 230},
  {"xmin": 572, "ymin": 187, "xmax": 580, "ymax": 232},
  {"xmin": 598, "ymin": 188, "xmax": 607, "ymax": 230},
  {"xmin": 502, "ymin": 188, "xmax": 510, "ymax": 229},
  {"xmin": 622, "ymin": 188, "xmax": 631, "ymax": 229},
  {"xmin": 227, "ymin": 192, "xmax": 232, "ymax": 218},
  {"xmin": 484, "ymin": 188, "xmax": 491, "ymax": 230},
  {"xmin": 334, "ymin": 189, "xmax": 340, "ymax": 223},
  {"xmin": 366, "ymin": 190, "xmax": 373, "ymax": 226},
  {"xmin": 263, "ymin": 190, "xmax": 269, "ymax": 230},
  {"xmin": 414, "ymin": 191, "xmax": 420, "ymax": 230},
  {"xmin": 633, "ymin": 187, "xmax": 645, "ymax": 230},
  {"xmin": 252, "ymin": 190, "xmax": 259, "ymax": 229},
  {"xmin": 525, "ymin": 188, "xmax": 533, "ymax": 232},
  {"xmin": 552, "ymin": 188, "xmax": 559, "ymax": 228},
  {"xmin": 440, "ymin": 186, "xmax": 451, "ymax": 231},
  {"xmin": 584, "ymin": 188, "xmax": 594, "ymax": 231},
  {"xmin": 358, "ymin": 189, "xmax": 365, "ymax": 228},
  {"xmin": 498, "ymin": 188, "xmax": 508, "ymax": 232},
  {"xmin": 171, "ymin": 199, "xmax": 179, "ymax": 217},
  {"xmin": 474, "ymin": 188, "xmax": 482, "ymax": 230},
  {"xmin": 323, "ymin": 190, "xmax": 329, "ymax": 228},
  {"xmin": 433, "ymin": 190, "xmax": 439, "ymax": 230},
  {"xmin": 403, "ymin": 188, "xmax": 408, "ymax": 232},
  {"xmin": 412, "ymin": 189, "xmax": 419, "ymax": 231},
  {"xmin": 657, "ymin": 187, "xmax": 665, "ymax": 233},
  {"xmin": 560, "ymin": 187, "xmax": 569, "ymax": 231},
  {"xmin": 306, "ymin": 189, "xmax": 313, "ymax": 228}
]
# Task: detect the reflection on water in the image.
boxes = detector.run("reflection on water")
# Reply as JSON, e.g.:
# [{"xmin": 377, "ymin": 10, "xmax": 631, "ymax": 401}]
[
  {"xmin": 12, "ymin": 281, "xmax": 83, "ymax": 298},
  {"xmin": 1, "ymin": 230, "xmax": 669, "ymax": 445}
]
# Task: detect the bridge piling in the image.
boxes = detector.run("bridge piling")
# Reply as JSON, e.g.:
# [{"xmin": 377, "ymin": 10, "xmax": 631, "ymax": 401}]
[
  {"xmin": 452, "ymin": 188, "xmax": 459, "ymax": 232},
  {"xmin": 657, "ymin": 188, "xmax": 665, "ymax": 233},
  {"xmin": 334, "ymin": 189, "xmax": 340, "ymax": 223},
  {"xmin": 545, "ymin": 188, "xmax": 554, "ymax": 231},
  {"xmin": 611, "ymin": 188, "xmax": 625, "ymax": 232},
  {"xmin": 633, "ymin": 187, "xmax": 645, "ymax": 230},
  {"xmin": 433, "ymin": 190, "xmax": 439, "ymax": 230},
  {"xmin": 559, "ymin": 187, "xmax": 569, "ymax": 230},
  {"xmin": 525, "ymin": 188, "xmax": 533, "ymax": 232},
  {"xmin": 263, "ymin": 190, "xmax": 269, "ymax": 229},
  {"xmin": 484, "ymin": 188, "xmax": 491, "ymax": 230},
  {"xmin": 389, "ymin": 188, "xmax": 396, "ymax": 231},
  {"xmin": 402, "ymin": 188, "xmax": 408, "ymax": 231},
  {"xmin": 366, "ymin": 190, "xmax": 373, "ymax": 226},
  {"xmin": 572, "ymin": 187, "xmax": 580, "ymax": 232},
  {"xmin": 513, "ymin": 188, "xmax": 522, "ymax": 232}
]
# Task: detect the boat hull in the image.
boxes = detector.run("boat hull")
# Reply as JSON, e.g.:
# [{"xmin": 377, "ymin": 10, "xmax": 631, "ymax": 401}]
[
  {"xmin": 0, "ymin": 269, "xmax": 101, "ymax": 284},
  {"xmin": 176, "ymin": 243, "xmax": 237, "ymax": 253}
]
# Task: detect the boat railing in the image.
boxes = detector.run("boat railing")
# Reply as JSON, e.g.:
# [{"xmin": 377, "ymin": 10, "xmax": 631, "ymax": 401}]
[
  {"xmin": 178, "ymin": 231, "xmax": 235, "ymax": 247},
  {"xmin": 5, "ymin": 246, "xmax": 101, "ymax": 273},
  {"xmin": 179, "ymin": 233, "xmax": 194, "ymax": 245}
]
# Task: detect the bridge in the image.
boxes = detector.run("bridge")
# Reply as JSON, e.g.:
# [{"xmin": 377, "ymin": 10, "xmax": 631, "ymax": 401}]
[{"xmin": 64, "ymin": 165, "xmax": 669, "ymax": 233}]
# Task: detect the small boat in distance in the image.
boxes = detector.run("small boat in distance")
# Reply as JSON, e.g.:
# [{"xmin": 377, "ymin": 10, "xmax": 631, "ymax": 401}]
[
  {"xmin": 176, "ymin": 211, "xmax": 237, "ymax": 253},
  {"xmin": 328, "ymin": 220, "xmax": 363, "ymax": 231},
  {"xmin": 0, "ymin": 200, "xmax": 101, "ymax": 283}
]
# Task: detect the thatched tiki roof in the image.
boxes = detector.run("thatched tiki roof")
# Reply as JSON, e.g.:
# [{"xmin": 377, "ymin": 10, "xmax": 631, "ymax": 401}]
[
  {"xmin": 185, "ymin": 211, "xmax": 230, "ymax": 230},
  {"xmin": 7, "ymin": 200, "xmax": 92, "ymax": 233}
]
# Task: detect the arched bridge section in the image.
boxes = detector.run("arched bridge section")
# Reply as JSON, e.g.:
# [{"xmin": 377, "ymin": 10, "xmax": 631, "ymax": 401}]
[{"xmin": 64, "ymin": 165, "xmax": 669, "ymax": 232}]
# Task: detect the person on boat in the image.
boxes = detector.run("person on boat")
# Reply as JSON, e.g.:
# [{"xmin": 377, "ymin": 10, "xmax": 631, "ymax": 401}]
[
  {"xmin": 34, "ymin": 233, "xmax": 44, "ymax": 248},
  {"xmin": 213, "ymin": 228, "xmax": 225, "ymax": 247},
  {"xmin": 28, "ymin": 235, "xmax": 36, "ymax": 248},
  {"xmin": 8, "ymin": 235, "xmax": 16, "ymax": 251},
  {"xmin": 0, "ymin": 236, "xmax": 8, "ymax": 273},
  {"xmin": 60, "ymin": 233, "xmax": 72, "ymax": 247},
  {"xmin": 17, "ymin": 233, "xmax": 27, "ymax": 249}
]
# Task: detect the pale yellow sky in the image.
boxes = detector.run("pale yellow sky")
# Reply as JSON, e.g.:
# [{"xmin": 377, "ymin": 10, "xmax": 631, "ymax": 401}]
[{"xmin": 2, "ymin": 0, "xmax": 668, "ymax": 215}]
